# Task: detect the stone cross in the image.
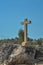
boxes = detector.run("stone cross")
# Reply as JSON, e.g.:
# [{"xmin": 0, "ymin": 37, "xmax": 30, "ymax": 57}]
[{"xmin": 21, "ymin": 19, "xmax": 31, "ymax": 45}]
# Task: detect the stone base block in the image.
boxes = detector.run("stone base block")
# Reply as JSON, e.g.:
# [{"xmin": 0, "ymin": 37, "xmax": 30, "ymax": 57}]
[{"xmin": 22, "ymin": 41, "xmax": 29, "ymax": 46}]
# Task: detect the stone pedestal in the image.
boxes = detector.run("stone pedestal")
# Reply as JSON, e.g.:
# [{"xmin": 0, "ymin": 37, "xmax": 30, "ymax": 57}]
[{"xmin": 22, "ymin": 41, "xmax": 29, "ymax": 46}]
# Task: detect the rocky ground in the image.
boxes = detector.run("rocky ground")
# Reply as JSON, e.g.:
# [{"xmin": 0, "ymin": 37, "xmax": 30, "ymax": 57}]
[{"xmin": 0, "ymin": 43, "xmax": 43, "ymax": 65}]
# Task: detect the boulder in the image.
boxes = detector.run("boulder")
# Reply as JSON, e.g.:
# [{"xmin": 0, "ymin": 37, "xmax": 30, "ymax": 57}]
[{"xmin": 7, "ymin": 45, "xmax": 33, "ymax": 65}]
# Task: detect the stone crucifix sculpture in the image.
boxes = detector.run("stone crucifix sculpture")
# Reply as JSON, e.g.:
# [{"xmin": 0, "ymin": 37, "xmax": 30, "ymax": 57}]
[{"xmin": 21, "ymin": 19, "xmax": 31, "ymax": 46}]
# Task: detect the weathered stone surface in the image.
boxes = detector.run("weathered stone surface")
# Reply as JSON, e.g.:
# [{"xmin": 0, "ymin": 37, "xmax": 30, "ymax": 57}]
[
  {"xmin": 8, "ymin": 45, "xmax": 32, "ymax": 65},
  {"xmin": 0, "ymin": 43, "xmax": 43, "ymax": 65},
  {"xmin": 0, "ymin": 43, "xmax": 17, "ymax": 64},
  {"xmin": 0, "ymin": 43, "xmax": 33, "ymax": 65}
]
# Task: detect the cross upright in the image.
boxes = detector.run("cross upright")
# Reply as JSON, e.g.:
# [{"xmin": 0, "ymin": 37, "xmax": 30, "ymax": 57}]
[{"xmin": 21, "ymin": 19, "xmax": 31, "ymax": 45}]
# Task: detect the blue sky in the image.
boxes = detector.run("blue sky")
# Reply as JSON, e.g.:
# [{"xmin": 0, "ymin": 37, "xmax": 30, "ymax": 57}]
[{"xmin": 0, "ymin": 0, "xmax": 43, "ymax": 39}]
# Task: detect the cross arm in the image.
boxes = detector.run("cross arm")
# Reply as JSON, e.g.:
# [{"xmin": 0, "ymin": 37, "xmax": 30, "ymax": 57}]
[{"xmin": 21, "ymin": 20, "xmax": 31, "ymax": 25}]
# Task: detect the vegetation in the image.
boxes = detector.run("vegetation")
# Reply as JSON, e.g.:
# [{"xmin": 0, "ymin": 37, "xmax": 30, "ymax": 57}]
[
  {"xmin": 18, "ymin": 29, "xmax": 24, "ymax": 43},
  {"xmin": 0, "ymin": 29, "xmax": 43, "ymax": 50}
]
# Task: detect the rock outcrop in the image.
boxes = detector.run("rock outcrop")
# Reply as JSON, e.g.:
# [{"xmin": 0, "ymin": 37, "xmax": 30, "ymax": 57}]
[
  {"xmin": 0, "ymin": 43, "xmax": 43, "ymax": 65},
  {"xmin": 8, "ymin": 45, "xmax": 33, "ymax": 65},
  {"xmin": 0, "ymin": 43, "xmax": 33, "ymax": 65}
]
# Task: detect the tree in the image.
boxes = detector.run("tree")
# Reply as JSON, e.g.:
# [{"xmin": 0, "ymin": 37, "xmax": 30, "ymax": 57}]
[{"xmin": 18, "ymin": 29, "xmax": 24, "ymax": 43}]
